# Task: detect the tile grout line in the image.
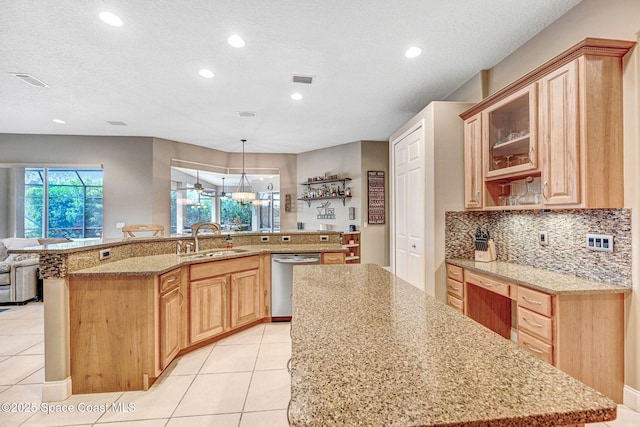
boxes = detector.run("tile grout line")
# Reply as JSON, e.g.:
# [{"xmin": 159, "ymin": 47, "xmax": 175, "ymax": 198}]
[{"xmin": 237, "ymin": 324, "xmax": 267, "ymax": 426}]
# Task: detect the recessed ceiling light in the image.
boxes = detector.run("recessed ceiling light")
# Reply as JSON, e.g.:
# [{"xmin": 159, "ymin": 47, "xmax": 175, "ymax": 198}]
[
  {"xmin": 52, "ymin": 119, "xmax": 66, "ymax": 124},
  {"xmin": 291, "ymin": 93, "xmax": 303, "ymax": 101},
  {"xmin": 198, "ymin": 69, "xmax": 214, "ymax": 78},
  {"xmin": 405, "ymin": 46, "xmax": 422, "ymax": 58},
  {"xmin": 99, "ymin": 11, "xmax": 123, "ymax": 27},
  {"xmin": 228, "ymin": 35, "xmax": 246, "ymax": 48}
]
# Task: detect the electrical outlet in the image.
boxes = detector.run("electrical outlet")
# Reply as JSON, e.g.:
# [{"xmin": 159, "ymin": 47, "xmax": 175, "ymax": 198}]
[
  {"xmin": 115, "ymin": 221, "xmax": 125, "ymax": 229},
  {"xmin": 320, "ymin": 235, "xmax": 329, "ymax": 242},
  {"xmin": 539, "ymin": 231, "xmax": 548, "ymax": 246},
  {"xmin": 282, "ymin": 235, "xmax": 291, "ymax": 242},
  {"xmin": 261, "ymin": 236, "xmax": 270, "ymax": 242},
  {"xmin": 99, "ymin": 248, "xmax": 111, "ymax": 260},
  {"xmin": 586, "ymin": 233, "xmax": 614, "ymax": 252}
]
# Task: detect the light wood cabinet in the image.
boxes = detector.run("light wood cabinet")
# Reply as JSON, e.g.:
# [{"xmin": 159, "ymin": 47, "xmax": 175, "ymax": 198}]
[
  {"xmin": 190, "ymin": 275, "xmax": 227, "ymax": 344},
  {"xmin": 445, "ymin": 264, "xmax": 464, "ymax": 313},
  {"xmin": 189, "ymin": 255, "xmax": 262, "ymax": 344},
  {"xmin": 463, "ymin": 113, "xmax": 483, "ymax": 209},
  {"xmin": 341, "ymin": 232, "xmax": 360, "ymax": 264},
  {"xmin": 460, "ymin": 38, "xmax": 633, "ymax": 210},
  {"xmin": 446, "ymin": 262, "xmax": 625, "ymax": 403},
  {"xmin": 322, "ymin": 252, "xmax": 345, "ymax": 264},
  {"xmin": 230, "ymin": 269, "xmax": 260, "ymax": 328},
  {"xmin": 159, "ymin": 267, "xmax": 187, "ymax": 370}
]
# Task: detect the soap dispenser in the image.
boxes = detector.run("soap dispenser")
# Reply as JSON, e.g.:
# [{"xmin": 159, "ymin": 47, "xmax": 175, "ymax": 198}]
[{"xmin": 226, "ymin": 234, "xmax": 233, "ymax": 248}]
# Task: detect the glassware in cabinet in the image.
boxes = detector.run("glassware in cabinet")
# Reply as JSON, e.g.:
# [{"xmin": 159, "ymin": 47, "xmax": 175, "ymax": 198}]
[{"xmin": 484, "ymin": 84, "xmax": 539, "ymax": 179}]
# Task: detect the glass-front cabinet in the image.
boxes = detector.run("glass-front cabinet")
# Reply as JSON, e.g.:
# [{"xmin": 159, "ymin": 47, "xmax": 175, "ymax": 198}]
[{"xmin": 483, "ymin": 84, "xmax": 538, "ymax": 179}]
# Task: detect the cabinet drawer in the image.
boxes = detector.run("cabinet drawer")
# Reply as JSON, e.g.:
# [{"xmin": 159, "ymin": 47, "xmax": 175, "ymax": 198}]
[
  {"xmin": 446, "ymin": 264, "xmax": 463, "ymax": 281},
  {"xmin": 517, "ymin": 307, "xmax": 552, "ymax": 343},
  {"xmin": 322, "ymin": 252, "xmax": 345, "ymax": 264},
  {"xmin": 518, "ymin": 331, "xmax": 553, "ymax": 364},
  {"xmin": 447, "ymin": 278, "xmax": 464, "ymax": 299},
  {"xmin": 465, "ymin": 271, "xmax": 511, "ymax": 299},
  {"xmin": 517, "ymin": 286, "xmax": 552, "ymax": 317},
  {"xmin": 447, "ymin": 295, "xmax": 464, "ymax": 314},
  {"xmin": 159, "ymin": 268, "xmax": 181, "ymax": 294}
]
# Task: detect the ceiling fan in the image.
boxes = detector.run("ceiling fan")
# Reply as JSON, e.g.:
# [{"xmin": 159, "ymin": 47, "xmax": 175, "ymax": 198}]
[{"xmin": 177, "ymin": 170, "xmax": 215, "ymax": 196}]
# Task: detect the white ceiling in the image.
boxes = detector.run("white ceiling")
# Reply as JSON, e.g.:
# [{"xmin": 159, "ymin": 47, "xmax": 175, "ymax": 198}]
[{"xmin": 0, "ymin": 0, "xmax": 581, "ymax": 154}]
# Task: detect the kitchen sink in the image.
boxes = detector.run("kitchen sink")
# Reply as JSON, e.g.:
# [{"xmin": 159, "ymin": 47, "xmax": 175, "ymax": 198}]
[{"xmin": 179, "ymin": 248, "xmax": 250, "ymax": 259}]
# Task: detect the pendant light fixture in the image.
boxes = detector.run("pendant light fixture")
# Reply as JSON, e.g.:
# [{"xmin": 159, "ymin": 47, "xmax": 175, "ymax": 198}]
[{"xmin": 232, "ymin": 139, "xmax": 256, "ymax": 202}]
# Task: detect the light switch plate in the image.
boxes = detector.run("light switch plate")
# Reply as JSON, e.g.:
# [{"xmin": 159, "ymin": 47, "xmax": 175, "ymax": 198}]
[
  {"xmin": 539, "ymin": 231, "xmax": 548, "ymax": 246},
  {"xmin": 586, "ymin": 233, "xmax": 614, "ymax": 252}
]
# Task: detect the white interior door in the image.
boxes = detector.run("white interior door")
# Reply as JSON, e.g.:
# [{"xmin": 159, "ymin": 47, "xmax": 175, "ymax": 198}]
[
  {"xmin": 394, "ymin": 139, "xmax": 408, "ymax": 282},
  {"xmin": 394, "ymin": 127, "xmax": 424, "ymax": 290}
]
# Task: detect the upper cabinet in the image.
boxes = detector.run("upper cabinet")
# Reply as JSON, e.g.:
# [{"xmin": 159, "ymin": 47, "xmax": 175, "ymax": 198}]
[
  {"xmin": 484, "ymin": 84, "xmax": 538, "ymax": 179},
  {"xmin": 461, "ymin": 38, "xmax": 634, "ymax": 210}
]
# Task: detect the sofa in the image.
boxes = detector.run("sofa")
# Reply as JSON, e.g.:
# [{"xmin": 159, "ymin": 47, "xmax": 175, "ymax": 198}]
[{"xmin": 0, "ymin": 238, "xmax": 41, "ymax": 304}]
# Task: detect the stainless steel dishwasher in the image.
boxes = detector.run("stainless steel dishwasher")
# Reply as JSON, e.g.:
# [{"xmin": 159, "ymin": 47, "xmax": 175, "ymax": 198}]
[{"xmin": 271, "ymin": 253, "xmax": 321, "ymax": 321}]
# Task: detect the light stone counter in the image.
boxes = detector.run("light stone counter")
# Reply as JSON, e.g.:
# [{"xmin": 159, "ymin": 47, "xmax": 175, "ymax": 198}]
[
  {"xmin": 447, "ymin": 258, "xmax": 630, "ymax": 295},
  {"xmin": 68, "ymin": 244, "xmax": 345, "ymax": 276},
  {"xmin": 290, "ymin": 264, "xmax": 616, "ymax": 426}
]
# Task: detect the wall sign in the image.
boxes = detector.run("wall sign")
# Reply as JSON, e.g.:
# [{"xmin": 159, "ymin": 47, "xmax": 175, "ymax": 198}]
[{"xmin": 367, "ymin": 171, "xmax": 385, "ymax": 224}]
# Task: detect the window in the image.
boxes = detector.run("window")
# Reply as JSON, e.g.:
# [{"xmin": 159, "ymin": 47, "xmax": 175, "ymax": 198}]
[{"xmin": 24, "ymin": 168, "xmax": 103, "ymax": 238}]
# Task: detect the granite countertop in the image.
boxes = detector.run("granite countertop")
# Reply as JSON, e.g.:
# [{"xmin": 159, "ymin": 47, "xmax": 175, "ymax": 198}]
[
  {"xmin": 290, "ymin": 264, "xmax": 616, "ymax": 427},
  {"xmin": 68, "ymin": 244, "xmax": 344, "ymax": 276},
  {"xmin": 446, "ymin": 258, "xmax": 630, "ymax": 295}
]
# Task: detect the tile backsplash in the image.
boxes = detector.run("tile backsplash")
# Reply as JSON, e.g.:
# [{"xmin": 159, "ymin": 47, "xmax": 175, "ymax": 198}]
[{"xmin": 445, "ymin": 209, "xmax": 631, "ymax": 286}]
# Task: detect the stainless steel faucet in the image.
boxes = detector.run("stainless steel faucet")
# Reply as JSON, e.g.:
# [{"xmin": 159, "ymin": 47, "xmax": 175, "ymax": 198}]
[{"xmin": 191, "ymin": 222, "xmax": 222, "ymax": 253}]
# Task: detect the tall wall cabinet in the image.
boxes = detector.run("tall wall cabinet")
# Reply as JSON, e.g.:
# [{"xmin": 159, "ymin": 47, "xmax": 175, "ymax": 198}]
[{"xmin": 460, "ymin": 38, "xmax": 634, "ymax": 210}]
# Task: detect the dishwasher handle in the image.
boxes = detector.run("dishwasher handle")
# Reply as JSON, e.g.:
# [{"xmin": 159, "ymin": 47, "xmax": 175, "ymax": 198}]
[{"xmin": 273, "ymin": 257, "xmax": 320, "ymax": 264}]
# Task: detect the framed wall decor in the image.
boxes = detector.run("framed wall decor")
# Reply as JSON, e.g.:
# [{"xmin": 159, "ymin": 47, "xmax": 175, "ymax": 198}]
[{"xmin": 367, "ymin": 171, "xmax": 385, "ymax": 224}]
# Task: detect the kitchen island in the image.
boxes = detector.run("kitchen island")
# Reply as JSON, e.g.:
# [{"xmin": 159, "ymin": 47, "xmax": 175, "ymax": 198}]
[
  {"xmin": 11, "ymin": 231, "xmax": 346, "ymax": 400},
  {"xmin": 290, "ymin": 264, "xmax": 616, "ymax": 426}
]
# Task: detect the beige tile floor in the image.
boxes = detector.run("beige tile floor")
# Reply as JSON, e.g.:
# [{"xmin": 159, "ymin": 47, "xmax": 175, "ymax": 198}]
[{"xmin": 1, "ymin": 303, "xmax": 639, "ymax": 427}]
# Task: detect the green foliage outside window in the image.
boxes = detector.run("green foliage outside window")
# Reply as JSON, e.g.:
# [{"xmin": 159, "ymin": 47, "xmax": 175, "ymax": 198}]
[{"xmin": 221, "ymin": 197, "xmax": 251, "ymax": 230}]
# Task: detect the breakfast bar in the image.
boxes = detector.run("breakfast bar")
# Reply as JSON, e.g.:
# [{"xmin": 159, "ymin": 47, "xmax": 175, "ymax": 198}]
[{"xmin": 290, "ymin": 264, "xmax": 616, "ymax": 426}]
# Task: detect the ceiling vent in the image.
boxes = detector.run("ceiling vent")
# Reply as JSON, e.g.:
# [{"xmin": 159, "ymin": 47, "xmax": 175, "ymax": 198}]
[
  {"xmin": 107, "ymin": 121, "xmax": 128, "ymax": 126},
  {"xmin": 10, "ymin": 72, "xmax": 49, "ymax": 88},
  {"xmin": 238, "ymin": 112, "xmax": 257, "ymax": 118},
  {"xmin": 292, "ymin": 75, "xmax": 314, "ymax": 84}
]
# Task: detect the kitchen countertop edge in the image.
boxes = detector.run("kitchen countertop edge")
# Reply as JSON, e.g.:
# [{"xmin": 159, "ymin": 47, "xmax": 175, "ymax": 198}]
[{"xmin": 446, "ymin": 258, "xmax": 631, "ymax": 295}]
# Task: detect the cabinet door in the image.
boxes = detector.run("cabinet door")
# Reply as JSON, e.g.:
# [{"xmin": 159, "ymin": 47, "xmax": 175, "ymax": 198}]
[
  {"xmin": 190, "ymin": 276, "xmax": 227, "ymax": 344},
  {"xmin": 230, "ymin": 269, "xmax": 260, "ymax": 329},
  {"xmin": 483, "ymin": 84, "xmax": 538, "ymax": 179},
  {"xmin": 540, "ymin": 60, "xmax": 580, "ymax": 206},
  {"xmin": 464, "ymin": 113, "xmax": 483, "ymax": 209},
  {"xmin": 160, "ymin": 286, "xmax": 183, "ymax": 370}
]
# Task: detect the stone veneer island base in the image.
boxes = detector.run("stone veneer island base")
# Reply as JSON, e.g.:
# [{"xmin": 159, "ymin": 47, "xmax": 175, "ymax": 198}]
[{"xmin": 290, "ymin": 264, "xmax": 617, "ymax": 427}]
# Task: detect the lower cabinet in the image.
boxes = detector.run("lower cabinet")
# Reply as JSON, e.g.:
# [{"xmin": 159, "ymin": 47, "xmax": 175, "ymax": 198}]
[
  {"xmin": 230, "ymin": 269, "xmax": 260, "ymax": 328},
  {"xmin": 321, "ymin": 252, "xmax": 345, "ymax": 264},
  {"xmin": 68, "ymin": 254, "xmax": 269, "ymax": 394},
  {"xmin": 190, "ymin": 275, "xmax": 227, "ymax": 344},
  {"xmin": 445, "ymin": 262, "xmax": 625, "ymax": 403},
  {"xmin": 159, "ymin": 267, "xmax": 187, "ymax": 370}
]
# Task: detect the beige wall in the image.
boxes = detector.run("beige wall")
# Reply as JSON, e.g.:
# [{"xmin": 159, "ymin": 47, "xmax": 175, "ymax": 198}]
[
  {"xmin": 360, "ymin": 140, "xmax": 390, "ymax": 266},
  {"xmin": 0, "ymin": 134, "xmax": 298, "ymax": 237},
  {"xmin": 152, "ymin": 138, "xmax": 298, "ymax": 232},
  {"xmin": 295, "ymin": 141, "xmax": 362, "ymax": 232},
  {"xmin": 446, "ymin": 0, "xmax": 640, "ymax": 402},
  {"xmin": 0, "ymin": 134, "xmax": 155, "ymax": 238}
]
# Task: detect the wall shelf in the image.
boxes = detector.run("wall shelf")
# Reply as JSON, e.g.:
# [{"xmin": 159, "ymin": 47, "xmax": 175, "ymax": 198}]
[{"xmin": 297, "ymin": 196, "xmax": 352, "ymax": 207}]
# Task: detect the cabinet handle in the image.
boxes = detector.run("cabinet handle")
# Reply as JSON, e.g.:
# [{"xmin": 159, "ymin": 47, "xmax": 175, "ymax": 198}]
[
  {"xmin": 478, "ymin": 280, "xmax": 494, "ymax": 287},
  {"xmin": 450, "ymin": 270, "xmax": 460, "ymax": 277},
  {"xmin": 166, "ymin": 277, "xmax": 176, "ymax": 283},
  {"xmin": 542, "ymin": 181, "xmax": 548, "ymax": 200},
  {"xmin": 522, "ymin": 295, "xmax": 542, "ymax": 305},
  {"xmin": 179, "ymin": 290, "xmax": 184, "ymax": 308},
  {"xmin": 449, "ymin": 285, "xmax": 461, "ymax": 292},
  {"xmin": 287, "ymin": 399, "xmax": 292, "ymax": 426},
  {"xmin": 522, "ymin": 316, "xmax": 543, "ymax": 328},
  {"xmin": 287, "ymin": 357, "xmax": 292, "ymax": 375},
  {"xmin": 475, "ymin": 190, "xmax": 480, "ymax": 203},
  {"xmin": 523, "ymin": 341, "xmax": 544, "ymax": 354}
]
